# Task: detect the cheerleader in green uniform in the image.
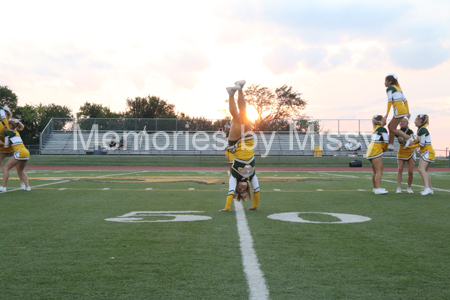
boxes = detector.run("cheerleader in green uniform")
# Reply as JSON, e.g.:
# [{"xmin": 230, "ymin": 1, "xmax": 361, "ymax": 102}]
[
  {"xmin": 405, "ymin": 114, "xmax": 435, "ymax": 196},
  {"xmin": 395, "ymin": 118, "xmax": 416, "ymax": 194},
  {"xmin": 219, "ymin": 80, "xmax": 260, "ymax": 211},
  {"xmin": 383, "ymin": 74, "xmax": 414, "ymax": 151},
  {"xmin": 366, "ymin": 115, "xmax": 389, "ymax": 194}
]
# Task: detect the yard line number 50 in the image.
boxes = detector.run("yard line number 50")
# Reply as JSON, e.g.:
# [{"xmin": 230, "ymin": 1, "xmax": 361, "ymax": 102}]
[{"xmin": 105, "ymin": 211, "xmax": 371, "ymax": 224}]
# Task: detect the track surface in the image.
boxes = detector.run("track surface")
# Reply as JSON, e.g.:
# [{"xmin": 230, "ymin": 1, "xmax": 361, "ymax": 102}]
[{"xmin": 27, "ymin": 166, "xmax": 450, "ymax": 172}]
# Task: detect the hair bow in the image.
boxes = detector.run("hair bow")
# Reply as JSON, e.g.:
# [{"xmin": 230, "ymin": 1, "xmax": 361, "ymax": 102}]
[{"xmin": 387, "ymin": 73, "xmax": 398, "ymax": 79}]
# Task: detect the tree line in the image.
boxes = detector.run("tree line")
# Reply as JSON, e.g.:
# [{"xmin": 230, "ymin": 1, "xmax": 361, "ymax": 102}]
[{"xmin": 1, "ymin": 83, "xmax": 310, "ymax": 145}]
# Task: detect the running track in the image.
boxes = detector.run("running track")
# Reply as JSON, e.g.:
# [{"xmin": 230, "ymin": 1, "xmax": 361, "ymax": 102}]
[{"xmin": 27, "ymin": 166, "xmax": 450, "ymax": 172}]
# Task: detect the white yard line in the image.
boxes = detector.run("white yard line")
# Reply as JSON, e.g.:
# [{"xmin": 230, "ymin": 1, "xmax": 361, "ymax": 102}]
[
  {"xmin": 234, "ymin": 200, "xmax": 270, "ymax": 300},
  {"xmin": 97, "ymin": 171, "xmax": 142, "ymax": 178},
  {"xmin": 381, "ymin": 179, "xmax": 450, "ymax": 193},
  {"xmin": 319, "ymin": 172, "xmax": 358, "ymax": 178},
  {"xmin": 3, "ymin": 179, "xmax": 72, "ymax": 193}
]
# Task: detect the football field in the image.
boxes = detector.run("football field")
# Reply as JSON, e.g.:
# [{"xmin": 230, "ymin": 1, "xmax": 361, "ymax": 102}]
[{"xmin": 1, "ymin": 169, "xmax": 450, "ymax": 299}]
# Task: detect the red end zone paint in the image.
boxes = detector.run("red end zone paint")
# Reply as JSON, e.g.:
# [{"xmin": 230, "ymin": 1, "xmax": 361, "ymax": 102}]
[{"xmin": 27, "ymin": 166, "xmax": 450, "ymax": 172}]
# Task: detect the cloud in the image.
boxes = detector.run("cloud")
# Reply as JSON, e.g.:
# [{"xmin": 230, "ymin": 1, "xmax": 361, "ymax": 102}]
[
  {"xmin": 326, "ymin": 48, "xmax": 353, "ymax": 68},
  {"xmin": 263, "ymin": 41, "xmax": 330, "ymax": 74},
  {"xmin": 234, "ymin": 0, "xmax": 450, "ymax": 70},
  {"xmin": 263, "ymin": 43, "xmax": 302, "ymax": 74},
  {"xmin": 388, "ymin": 39, "xmax": 450, "ymax": 70},
  {"xmin": 150, "ymin": 45, "xmax": 210, "ymax": 89},
  {"xmin": 236, "ymin": 0, "xmax": 413, "ymax": 42}
]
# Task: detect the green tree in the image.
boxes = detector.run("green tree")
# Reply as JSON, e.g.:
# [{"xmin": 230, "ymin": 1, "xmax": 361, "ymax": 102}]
[
  {"xmin": 77, "ymin": 102, "xmax": 122, "ymax": 118},
  {"xmin": 244, "ymin": 84, "xmax": 275, "ymax": 120},
  {"xmin": 0, "ymin": 85, "xmax": 19, "ymax": 111},
  {"xmin": 125, "ymin": 95, "xmax": 177, "ymax": 118},
  {"xmin": 244, "ymin": 84, "xmax": 307, "ymax": 120},
  {"xmin": 14, "ymin": 103, "xmax": 73, "ymax": 144},
  {"xmin": 273, "ymin": 84, "xmax": 308, "ymax": 119}
]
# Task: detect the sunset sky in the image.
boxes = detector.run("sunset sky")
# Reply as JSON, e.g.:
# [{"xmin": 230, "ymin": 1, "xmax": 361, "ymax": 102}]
[{"xmin": 1, "ymin": 0, "xmax": 449, "ymax": 151}]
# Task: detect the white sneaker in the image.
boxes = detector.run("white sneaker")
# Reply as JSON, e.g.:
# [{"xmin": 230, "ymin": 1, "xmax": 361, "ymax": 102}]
[
  {"xmin": 374, "ymin": 188, "xmax": 388, "ymax": 195},
  {"xmin": 405, "ymin": 135, "xmax": 415, "ymax": 148},
  {"xmin": 25, "ymin": 187, "xmax": 31, "ymax": 191},
  {"xmin": 226, "ymin": 86, "xmax": 238, "ymax": 96},
  {"xmin": 0, "ymin": 186, "xmax": 6, "ymax": 192},
  {"xmin": 387, "ymin": 144, "xmax": 395, "ymax": 151},
  {"xmin": 407, "ymin": 188, "xmax": 414, "ymax": 194},
  {"xmin": 396, "ymin": 188, "xmax": 402, "ymax": 194},
  {"xmin": 20, "ymin": 183, "xmax": 26, "ymax": 190},
  {"xmin": 234, "ymin": 80, "xmax": 246, "ymax": 90},
  {"xmin": 373, "ymin": 188, "xmax": 387, "ymax": 193},
  {"xmin": 420, "ymin": 188, "xmax": 433, "ymax": 196}
]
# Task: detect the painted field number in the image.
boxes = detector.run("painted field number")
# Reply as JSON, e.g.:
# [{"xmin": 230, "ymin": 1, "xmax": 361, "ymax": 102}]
[
  {"xmin": 105, "ymin": 211, "xmax": 212, "ymax": 223},
  {"xmin": 106, "ymin": 211, "xmax": 371, "ymax": 224},
  {"xmin": 267, "ymin": 212, "xmax": 371, "ymax": 224}
]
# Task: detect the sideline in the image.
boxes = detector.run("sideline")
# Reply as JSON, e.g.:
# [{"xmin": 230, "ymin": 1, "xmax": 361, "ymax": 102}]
[{"xmin": 234, "ymin": 200, "xmax": 270, "ymax": 300}]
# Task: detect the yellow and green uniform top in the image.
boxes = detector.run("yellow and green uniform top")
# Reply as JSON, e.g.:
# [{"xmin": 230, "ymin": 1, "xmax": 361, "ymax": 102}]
[
  {"xmin": 409, "ymin": 125, "xmax": 432, "ymax": 150},
  {"xmin": 386, "ymin": 85, "xmax": 409, "ymax": 116},
  {"xmin": 0, "ymin": 135, "xmax": 13, "ymax": 152},
  {"xmin": 226, "ymin": 135, "xmax": 256, "ymax": 182},
  {"xmin": 371, "ymin": 125, "xmax": 388, "ymax": 143},
  {"xmin": 0, "ymin": 109, "xmax": 11, "ymax": 136},
  {"xmin": 225, "ymin": 135, "xmax": 255, "ymax": 161},
  {"xmin": 8, "ymin": 130, "xmax": 26, "ymax": 151},
  {"xmin": 366, "ymin": 125, "xmax": 388, "ymax": 160},
  {"xmin": 396, "ymin": 127, "xmax": 416, "ymax": 161},
  {"xmin": 0, "ymin": 119, "xmax": 11, "ymax": 137},
  {"xmin": 396, "ymin": 127, "xmax": 414, "ymax": 145}
]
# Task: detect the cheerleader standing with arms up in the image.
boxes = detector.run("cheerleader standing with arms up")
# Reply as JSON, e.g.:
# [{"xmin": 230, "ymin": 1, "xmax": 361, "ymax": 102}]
[
  {"xmin": 384, "ymin": 74, "xmax": 414, "ymax": 151},
  {"xmin": 404, "ymin": 114, "xmax": 435, "ymax": 196},
  {"xmin": 396, "ymin": 118, "xmax": 416, "ymax": 194},
  {"xmin": 366, "ymin": 115, "xmax": 389, "ymax": 194}
]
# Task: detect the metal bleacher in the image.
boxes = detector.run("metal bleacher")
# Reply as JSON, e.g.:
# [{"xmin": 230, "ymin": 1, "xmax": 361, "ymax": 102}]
[{"xmin": 40, "ymin": 130, "xmax": 400, "ymax": 157}]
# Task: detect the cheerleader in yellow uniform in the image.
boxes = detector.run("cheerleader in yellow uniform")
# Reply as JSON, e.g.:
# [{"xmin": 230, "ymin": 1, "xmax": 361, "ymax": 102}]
[
  {"xmin": 383, "ymin": 74, "xmax": 414, "ymax": 151},
  {"xmin": 366, "ymin": 115, "xmax": 389, "ymax": 194},
  {"xmin": 0, "ymin": 120, "xmax": 30, "ymax": 192},
  {"xmin": 225, "ymin": 148, "xmax": 235, "ymax": 176},
  {"xmin": 220, "ymin": 80, "xmax": 260, "ymax": 211},
  {"xmin": 0, "ymin": 119, "xmax": 28, "ymax": 190},
  {"xmin": 0, "ymin": 105, "xmax": 12, "ymax": 136},
  {"xmin": 395, "ymin": 118, "xmax": 416, "ymax": 194},
  {"xmin": 405, "ymin": 114, "xmax": 435, "ymax": 196}
]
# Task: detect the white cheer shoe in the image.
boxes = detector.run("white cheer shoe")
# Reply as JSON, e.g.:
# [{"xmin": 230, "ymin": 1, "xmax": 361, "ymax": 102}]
[
  {"xmin": 420, "ymin": 188, "xmax": 433, "ymax": 196},
  {"xmin": 226, "ymin": 86, "xmax": 238, "ymax": 96},
  {"xmin": 234, "ymin": 80, "xmax": 246, "ymax": 90},
  {"xmin": 374, "ymin": 188, "xmax": 388, "ymax": 195}
]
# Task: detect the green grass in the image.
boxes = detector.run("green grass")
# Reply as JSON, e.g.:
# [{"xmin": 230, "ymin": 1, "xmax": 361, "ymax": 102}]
[
  {"xmin": 1, "ymin": 170, "xmax": 450, "ymax": 299},
  {"xmin": 26, "ymin": 154, "xmax": 450, "ymax": 168}
]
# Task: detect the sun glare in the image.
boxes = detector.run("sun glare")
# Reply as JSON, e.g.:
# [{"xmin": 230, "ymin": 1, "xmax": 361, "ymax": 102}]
[{"xmin": 246, "ymin": 106, "xmax": 260, "ymax": 122}]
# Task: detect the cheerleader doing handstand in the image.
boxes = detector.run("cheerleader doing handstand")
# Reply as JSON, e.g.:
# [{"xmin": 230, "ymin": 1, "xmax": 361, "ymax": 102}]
[{"xmin": 219, "ymin": 80, "xmax": 260, "ymax": 211}]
